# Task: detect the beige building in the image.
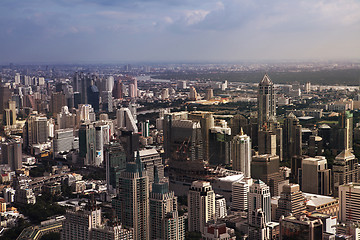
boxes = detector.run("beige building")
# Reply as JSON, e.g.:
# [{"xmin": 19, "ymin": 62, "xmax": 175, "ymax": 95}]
[
  {"xmin": 301, "ymin": 156, "xmax": 331, "ymax": 195},
  {"xmin": 339, "ymin": 183, "xmax": 360, "ymax": 223},
  {"xmin": 188, "ymin": 181, "xmax": 215, "ymax": 233}
]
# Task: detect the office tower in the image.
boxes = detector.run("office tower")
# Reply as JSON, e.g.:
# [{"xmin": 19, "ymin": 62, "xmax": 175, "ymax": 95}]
[
  {"xmin": 14, "ymin": 73, "xmax": 20, "ymax": 84},
  {"xmin": 258, "ymin": 130, "xmax": 277, "ymax": 155},
  {"xmin": 188, "ymin": 111, "xmax": 214, "ymax": 162},
  {"xmin": 77, "ymin": 104, "xmax": 96, "ymax": 123},
  {"xmin": 119, "ymin": 130, "xmax": 140, "ymax": 162},
  {"xmin": 79, "ymin": 122, "xmax": 96, "ymax": 166},
  {"xmin": 258, "ymin": 74, "xmax": 276, "ymax": 129},
  {"xmin": 301, "ymin": 156, "xmax": 332, "ymax": 195},
  {"xmin": 338, "ymin": 111, "xmax": 353, "ymax": 151},
  {"xmin": 150, "ymin": 168, "xmax": 185, "ymax": 240},
  {"xmin": 53, "ymin": 129, "xmax": 75, "ymax": 154},
  {"xmin": 62, "ymin": 199, "xmax": 102, "ymax": 240},
  {"xmin": 231, "ymin": 129, "xmax": 251, "ymax": 177},
  {"xmin": 291, "ymin": 155, "xmax": 306, "ymax": 183},
  {"xmin": 87, "ymin": 85, "xmax": 100, "ymax": 112},
  {"xmin": 116, "ymin": 152, "xmax": 150, "ymax": 240},
  {"xmin": 308, "ymin": 135, "xmax": 323, "ymax": 157},
  {"xmin": 305, "ymin": 82, "xmax": 311, "ymax": 93},
  {"xmin": 1, "ymin": 138, "xmax": 22, "ymax": 171},
  {"xmin": 232, "ymin": 178, "xmax": 253, "ymax": 211},
  {"xmin": 189, "ymin": 86, "xmax": 198, "ymax": 100},
  {"xmin": 283, "ymin": 113, "xmax": 302, "ymax": 161},
  {"xmin": 105, "ymin": 142, "xmax": 127, "ymax": 193},
  {"xmin": 339, "ymin": 182, "xmax": 360, "ymax": 223},
  {"xmin": 140, "ymin": 120, "xmax": 150, "ymax": 137},
  {"xmin": 208, "ymin": 123, "xmax": 232, "ymax": 165},
  {"xmin": 132, "ymin": 77, "xmax": 138, "ymax": 98},
  {"xmin": 0, "ymin": 86, "xmax": 11, "ymax": 115},
  {"xmin": 113, "ymin": 79, "xmax": 123, "ymax": 100},
  {"xmin": 50, "ymin": 92, "xmax": 66, "ymax": 117},
  {"xmin": 279, "ymin": 214, "xmax": 323, "ymax": 240},
  {"xmin": 275, "ymin": 183, "xmax": 305, "ymax": 221},
  {"xmin": 333, "ymin": 150, "xmax": 359, "ymax": 197},
  {"xmin": 248, "ymin": 180, "xmax": 271, "ymax": 240},
  {"xmin": 188, "ymin": 181, "xmax": 215, "ymax": 232},
  {"xmin": 101, "ymin": 91, "xmax": 113, "ymax": 112},
  {"xmin": 251, "ymin": 154, "xmax": 282, "ymax": 196},
  {"xmin": 129, "ymin": 84, "xmax": 136, "ymax": 98},
  {"xmin": 23, "ymin": 114, "xmax": 49, "ymax": 150},
  {"xmin": 95, "ymin": 124, "xmax": 111, "ymax": 166},
  {"xmin": 57, "ymin": 106, "xmax": 76, "ymax": 129},
  {"xmin": 215, "ymin": 194, "xmax": 227, "ymax": 219},
  {"xmin": 163, "ymin": 112, "xmax": 203, "ymax": 162},
  {"xmin": 4, "ymin": 100, "xmax": 16, "ymax": 126},
  {"xmin": 161, "ymin": 88, "xmax": 169, "ymax": 100},
  {"xmin": 117, "ymin": 108, "xmax": 138, "ymax": 133},
  {"xmin": 139, "ymin": 149, "xmax": 164, "ymax": 184},
  {"xmin": 205, "ymin": 88, "xmax": 214, "ymax": 100},
  {"xmin": 106, "ymin": 76, "xmax": 114, "ymax": 92}
]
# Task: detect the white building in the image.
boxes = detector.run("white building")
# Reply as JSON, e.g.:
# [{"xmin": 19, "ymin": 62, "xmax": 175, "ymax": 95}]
[
  {"xmin": 215, "ymin": 195, "xmax": 227, "ymax": 219},
  {"xmin": 231, "ymin": 130, "xmax": 251, "ymax": 178},
  {"xmin": 232, "ymin": 178, "xmax": 253, "ymax": 211},
  {"xmin": 188, "ymin": 181, "xmax": 215, "ymax": 233}
]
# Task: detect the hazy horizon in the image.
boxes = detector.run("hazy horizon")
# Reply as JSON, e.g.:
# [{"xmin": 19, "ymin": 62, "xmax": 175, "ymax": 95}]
[{"xmin": 1, "ymin": 0, "xmax": 360, "ymax": 64}]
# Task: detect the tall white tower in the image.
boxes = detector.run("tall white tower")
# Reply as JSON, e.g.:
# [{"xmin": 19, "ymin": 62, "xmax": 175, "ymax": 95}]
[
  {"xmin": 188, "ymin": 181, "xmax": 215, "ymax": 233},
  {"xmin": 231, "ymin": 128, "xmax": 251, "ymax": 178}
]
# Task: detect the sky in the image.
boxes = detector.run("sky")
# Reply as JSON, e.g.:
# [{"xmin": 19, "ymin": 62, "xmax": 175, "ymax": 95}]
[{"xmin": 1, "ymin": 0, "xmax": 360, "ymax": 64}]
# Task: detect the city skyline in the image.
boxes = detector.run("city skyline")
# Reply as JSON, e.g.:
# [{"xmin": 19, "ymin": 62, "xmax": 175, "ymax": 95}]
[{"xmin": 1, "ymin": 0, "xmax": 360, "ymax": 64}]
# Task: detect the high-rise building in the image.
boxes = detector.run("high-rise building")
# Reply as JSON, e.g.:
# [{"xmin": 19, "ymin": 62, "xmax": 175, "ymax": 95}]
[
  {"xmin": 188, "ymin": 181, "xmax": 215, "ymax": 233},
  {"xmin": 149, "ymin": 167, "xmax": 185, "ymax": 240},
  {"xmin": 57, "ymin": 106, "xmax": 76, "ymax": 129},
  {"xmin": 104, "ymin": 142, "xmax": 127, "ymax": 193},
  {"xmin": 129, "ymin": 84, "xmax": 136, "ymax": 99},
  {"xmin": 258, "ymin": 74, "xmax": 276, "ymax": 129},
  {"xmin": 1, "ymin": 138, "xmax": 22, "ymax": 171},
  {"xmin": 208, "ymin": 124, "xmax": 232, "ymax": 165},
  {"xmin": 140, "ymin": 120, "xmax": 150, "ymax": 138},
  {"xmin": 116, "ymin": 152, "xmax": 150, "ymax": 240},
  {"xmin": 23, "ymin": 114, "xmax": 49, "ymax": 150},
  {"xmin": 283, "ymin": 113, "xmax": 302, "ymax": 161},
  {"xmin": 301, "ymin": 156, "xmax": 332, "ymax": 195},
  {"xmin": 101, "ymin": 91, "xmax": 113, "ymax": 112},
  {"xmin": 94, "ymin": 123, "xmax": 111, "ymax": 166},
  {"xmin": 251, "ymin": 154, "xmax": 282, "ymax": 196},
  {"xmin": 87, "ymin": 85, "xmax": 100, "ymax": 112},
  {"xmin": 79, "ymin": 122, "xmax": 96, "ymax": 166},
  {"xmin": 248, "ymin": 179, "xmax": 271, "ymax": 240},
  {"xmin": 205, "ymin": 88, "xmax": 214, "ymax": 100},
  {"xmin": 53, "ymin": 129, "xmax": 75, "ymax": 155},
  {"xmin": 338, "ymin": 111, "xmax": 353, "ymax": 151},
  {"xmin": 189, "ymin": 86, "xmax": 198, "ymax": 100},
  {"xmin": 279, "ymin": 214, "xmax": 323, "ymax": 240},
  {"xmin": 3, "ymin": 100, "xmax": 17, "ymax": 127},
  {"xmin": 138, "ymin": 149, "xmax": 164, "ymax": 184},
  {"xmin": 215, "ymin": 194, "xmax": 227, "ymax": 219},
  {"xmin": 113, "ymin": 79, "xmax": 123, "ymax": 100},
  {"xmin": 275, "ymin": 183, "xmax": 306, "ymax": 221},
  {"xmin": 161, "ymin": 88, "xmax": 169, "ymax": 100},
  {"xmin": 232, "ymin": 178, "xmax": 253, "ymax": 211},
  {"xmin": 333, "ymin": 150, "xmax": 360, "ymax": 197},
  {"xmin": 106, "ymin": 76, "xmax": 114, "ymax": 92},
  {"xmin": 163, "ymin": 112, "xmax": 203, "ymax": 162},
  {"xmin": 62, "ymin": 199, "xmax": 102, "ymax": 240},
  {"xmin": 339, "ymin": 182, "xmax": 360, "ymax": 223},
  {"xmin": 116, "ymin": 108, "xmax": 138, "ymax": 133},
  {"xmin": 231, "ymin": 129, "xmax": 251, "ymax": 178},
  {"xmin": 91, "ymin": 223, "xmax": 134, "ymax": 240},
  {"xmin": 0, "ymin": 86, "xmax": 11, "ymax": 115},
  {"xmin": 50, "ymin": 92, "xmax": 66, "ymax": 117}
]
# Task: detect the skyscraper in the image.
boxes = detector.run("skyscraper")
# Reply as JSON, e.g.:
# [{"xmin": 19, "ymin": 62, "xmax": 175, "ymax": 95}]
[
  {"xmin": 117, "ymin": 152, "xmax": 150, "ymax": 240},
  {"xmin": 275, "ymin": 183, "xmax": 305, "ymax": 221},
  {"xmin": 149, "ymin": 167, "xmax": 185, "ymax": 240},
  {"xmin": 251, "ymin": 154, "xmax": 282, "ymax": 196},
  {"xmin": 62, "ymin": 199, "xmax": 102, "ymax": 240},
  {"xmin": 333, "ymin": 150, "xmax": 359, "ymax": 197},
  {"xmin": 1, "ymin": 138, "xmax": 22, "ymax": 171},
  {"xmin": 23, "ymin": 114, "xmax": 49, "ymax": 150},
  {"xmin": 248, "ymin": 179, "xmax": 272, "ymax": 240},
  {"xmin": 283, "ymin": 113, "xmax": 302, "ymax": 161},
  {"xmin": 79, "ymin": 122, "xmax": 96, "ymax": 166},
  {"xmin": 301, "ymin": 156, "xmax": 332, "ymax": 195},
  {"xmin": 338, "ymin": 110, "xmax": 353, "ymax": 151},
  {"xmin": 116, "ymin": 108, "xmax": 138, "ymax": 133},
  {"xmin": 232, "ymin": 178, "xmax": 253, "ymax": 211},
  {"xmin": 339, "ymin": 182, "xmax": 360, "ymax": 223},
  {"xmin": 104, "ymin": 142, "xmax": 127, "ymax": 193},
  {"xmin": 189, "ymin": 86, "xmax": 198, "ymax": 100},
  {"xmin": 231, "ymin": 129, "xmax": 251, "ymax": 178},
  {"xmin": 258, "ymin": 74, "xmax": 276, "ymax": 129},
  {"xmin": 188, "ymin": 181, "xmax": 215, "ymax": 233}
]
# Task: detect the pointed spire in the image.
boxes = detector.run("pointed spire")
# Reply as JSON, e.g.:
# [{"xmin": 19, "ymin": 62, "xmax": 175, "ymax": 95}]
[
  {"xmin": 135, "ymin": 150, "xmax": 144, "ymax": 173},
  {"xmin": 259, "ymin": 73, "xmax": 273, "ymax": 86},
  {"xmin": 240, "ymin": 127, "xmax": 244, "ymax": 136}
]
